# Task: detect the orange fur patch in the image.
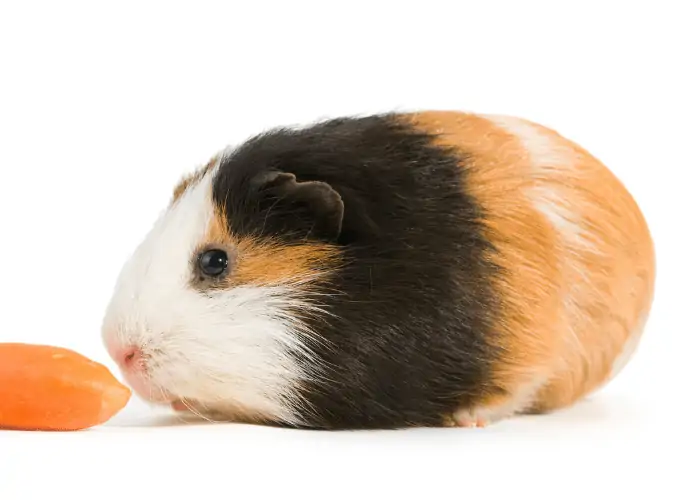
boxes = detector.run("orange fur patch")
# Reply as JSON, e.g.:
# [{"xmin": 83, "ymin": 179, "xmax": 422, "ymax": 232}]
[
  {"xmin": 202, "ymin": 209, "xmax": 343, "ymax": 289},
  {"xmin": 400, "ymin": 111, "xmax": 655, "ymax": 417},
  {"xmin": 172, "ymin": 154, "xmax": 221, "ymax": 203}
]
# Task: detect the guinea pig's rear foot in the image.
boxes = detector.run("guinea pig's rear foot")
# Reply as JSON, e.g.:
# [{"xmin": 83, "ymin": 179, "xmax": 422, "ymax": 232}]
[
  {"xmin": 447, "ymin": 395, "xmax": 526, "ymax": 428},
  {"xmin": 447, "ymin": 409, "xmax": 491, "ymax": 428},
  {"xmin": 447, "ymin": 376, "xmax": 551, "ymax": 428}
]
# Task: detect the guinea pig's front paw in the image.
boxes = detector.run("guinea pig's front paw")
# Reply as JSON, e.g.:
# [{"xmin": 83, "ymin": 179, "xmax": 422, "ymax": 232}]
[
  {"xmin": 171, "ymin": 400, "xmax": 190, "ymax": 412},
  {"xmin": 169, "ymin": 399, "xmax": 220, "ymax": 420},
  {"xmin": 169, "ymin": 399, "xmax": 270, "ymax": 425}
]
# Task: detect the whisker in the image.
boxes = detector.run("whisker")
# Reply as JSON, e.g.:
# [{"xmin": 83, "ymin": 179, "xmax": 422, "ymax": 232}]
[{"xmin": 180, "ymin": 398, "xmax": 212, "ymax": 422}]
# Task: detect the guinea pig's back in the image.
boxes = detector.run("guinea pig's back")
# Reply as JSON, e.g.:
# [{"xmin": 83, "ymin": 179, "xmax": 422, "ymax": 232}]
[{"xmin": 403, "ymin": 111, "xmax": 655, "ymax": 415}]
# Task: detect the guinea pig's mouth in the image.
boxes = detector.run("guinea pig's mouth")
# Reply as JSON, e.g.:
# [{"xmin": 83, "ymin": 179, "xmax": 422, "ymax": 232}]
[
  {"xmin": 118, "ymin": 365, "xmax": 196, "ymax": 413},
  {"xmin": 125, "ymin": 376, "xmax": 188, "ymax": 411},
  {"xmin": 105, "ymin": 343, "xmax": 179, "ymax": 407},
  {"xmin": 116, "ymin": 365, "xmax": 173, "ymax": 405}
]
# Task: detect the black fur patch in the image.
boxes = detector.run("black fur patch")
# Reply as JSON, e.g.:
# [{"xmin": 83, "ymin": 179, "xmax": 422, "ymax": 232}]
[{"xmin": 211, "ymin": 114, "xmax": 504, "ymax": 429}]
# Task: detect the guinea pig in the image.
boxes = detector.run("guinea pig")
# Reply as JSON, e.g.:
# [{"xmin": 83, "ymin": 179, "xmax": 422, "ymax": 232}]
[{"xmin": 101, "ymin": 110, "xmax": 655, "ymax": 430}]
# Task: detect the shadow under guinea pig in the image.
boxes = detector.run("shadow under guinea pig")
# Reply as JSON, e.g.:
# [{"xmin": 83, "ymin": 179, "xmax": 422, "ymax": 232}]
[{"xmin": 102, "ymin": 391, "xmax": 633, "ymax": 433}]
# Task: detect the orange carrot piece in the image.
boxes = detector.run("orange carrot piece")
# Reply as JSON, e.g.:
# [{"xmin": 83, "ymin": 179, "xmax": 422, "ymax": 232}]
[{"xmin": 0, "ymin": 343, "xmax": 131, "ymax": 431}]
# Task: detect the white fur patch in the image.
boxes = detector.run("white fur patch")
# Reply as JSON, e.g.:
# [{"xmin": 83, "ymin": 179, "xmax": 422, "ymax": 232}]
[
  {"xmin": 484, "ymin": 115, "xmax": 572, "ymax": 170},
  {"xmin": 483, "ymin": 114, "xmax": 599, "ymax": 251},
  {"xmin": 453, "ymin": 374, "xmax": 548, "ymax": 425},
  {"xmin": 101, "ymin": 167, "xmax": 316, "ymax": 426}
]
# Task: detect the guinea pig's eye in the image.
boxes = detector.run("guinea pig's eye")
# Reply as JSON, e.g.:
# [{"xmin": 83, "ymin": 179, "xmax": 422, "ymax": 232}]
[{"xmin": 198, "ymin": 249, "xmax": 228, "ymax": 277}]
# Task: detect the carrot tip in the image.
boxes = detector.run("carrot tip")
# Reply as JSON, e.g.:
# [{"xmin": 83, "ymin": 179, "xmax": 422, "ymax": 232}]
[{"xmin": 98, "ymin": 384, "xmax": 132, "ymax": 424}]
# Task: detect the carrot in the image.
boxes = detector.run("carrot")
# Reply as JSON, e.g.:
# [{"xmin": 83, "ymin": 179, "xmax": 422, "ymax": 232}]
[{"xmin": 0, "ymin": 343, "xmax": 131, "ymax": 431}]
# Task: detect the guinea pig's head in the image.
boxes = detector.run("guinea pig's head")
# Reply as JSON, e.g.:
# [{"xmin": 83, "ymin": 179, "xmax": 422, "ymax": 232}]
[{"xmin": 101, "ymin": 150, "xmax": 345, "ymax": 425}]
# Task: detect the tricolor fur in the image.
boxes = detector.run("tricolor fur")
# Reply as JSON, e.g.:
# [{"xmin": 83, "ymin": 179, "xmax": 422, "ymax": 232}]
[{"xmin": 102, "ymin": 111, "xmax": 655, "ymax": 429}]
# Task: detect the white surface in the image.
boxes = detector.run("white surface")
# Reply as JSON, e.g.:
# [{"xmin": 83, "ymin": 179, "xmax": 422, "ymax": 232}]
[{"xmin": 1, "ymin": 1, "xmax": 698, "ymax": 499}]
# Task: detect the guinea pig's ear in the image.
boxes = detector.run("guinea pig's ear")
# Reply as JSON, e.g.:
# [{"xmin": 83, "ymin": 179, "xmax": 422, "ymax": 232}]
[{"xmin": 253, "ymin": 171, "xmax": 345, "ymax": 241}]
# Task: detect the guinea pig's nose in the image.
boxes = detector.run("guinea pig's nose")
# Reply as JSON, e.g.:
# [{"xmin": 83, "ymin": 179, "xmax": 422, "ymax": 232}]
[{"xmin": 115, "ymin": 345, "xmax": 144, "ymax": 371}]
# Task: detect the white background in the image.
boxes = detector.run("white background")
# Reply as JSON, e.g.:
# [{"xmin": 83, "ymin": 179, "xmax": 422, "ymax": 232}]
[{"xmin": 1, "ymin": 1, "xmax": 698, "ymax": 498}]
